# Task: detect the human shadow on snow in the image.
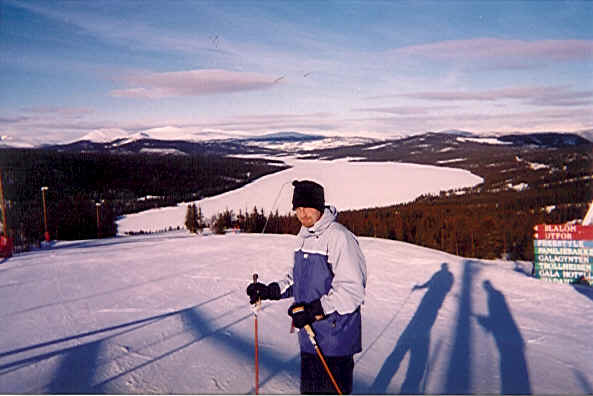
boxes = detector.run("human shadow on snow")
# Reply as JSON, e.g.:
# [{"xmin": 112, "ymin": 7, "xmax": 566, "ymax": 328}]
[
  {"xmin": 46, "ymin": 340, "xmax": 104, "ymax": 394},
  {"xmin": 475, "ymin": 280, "xmax": 531, "ymax": 395},
  {"xmin": 0, "ymin": 289, "xmax": 313, "ymax": 394},
  {"xmin": 0, "ymin": 292, "xmax": 231, "ymax": 393},
  {"xmin": 573, "ymin": 368, "xmax": 593, "ymax": 394},
  {"xmin": 572, "ymin": 283, "xmax": 593, "ymax": 303},
  {"xmin": 369, "ymin": 263, "xmax": 454, "ymax": 394},
  {"xmin": 1, "ymin": 258, "xmax": 543, "ymax": 394},
  {"xmin": 365, "ymin": 260, "xmax": 533, "ymax": 395},
  {"xmin": 513, "ymin": 261, "xmax": 534, "ymax": 277},
  {"xmin": 444, "ymin": 259, "xmax": 478, "ymax": 394}
]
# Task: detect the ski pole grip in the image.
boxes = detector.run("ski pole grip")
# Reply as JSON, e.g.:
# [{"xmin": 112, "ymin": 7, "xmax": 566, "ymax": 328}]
[
  {"xmin": 253, "ymin": 273, "xmax": 258, "ymax": 284},
  {"xmin": 304, "ymin": 324, "xmax": 317, "ymax": 345},
  {"xmin": 291, "ymin": 306, "xmax": 305, "ymax": 314}
]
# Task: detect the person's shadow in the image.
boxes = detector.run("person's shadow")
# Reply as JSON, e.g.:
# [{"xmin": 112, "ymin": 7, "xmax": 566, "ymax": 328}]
[
  {"xmin": 475, "ymin": 280, "xmax": 531, "ymax": 394},
  {"xmin": 370, "ymin": 263, "xmax": 454, "ymax": 394},
  {"xmin": 572, "ymin": 282, "xmax": 593, "ymax": 303}
]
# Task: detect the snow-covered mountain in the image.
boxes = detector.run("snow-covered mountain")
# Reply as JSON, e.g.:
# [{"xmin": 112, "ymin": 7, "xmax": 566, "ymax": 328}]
[
  {"xmin": 0, "ymin": 135, "xmax": 36, "ymax": 148},
  {"xmin": 2, "ymin": 128, "xmax": 589, "ymax": 153},
  {"xmin": 71, "ymin": 129, "xmax": 131, "ymax": 144},
  {"xmin": 576, "ymin": 128, "xmax": 593, "ymax": 144},
  {"xmin": 73, "ymin": 127, "xmax": 251, "ymax": 144},
  {"xmin": 1, "ymin": 231, "xmax": 591, "ymax": 394},
  {"xmin": 46, "ymin": 130, "xmax": 379, "ymax": 157}
]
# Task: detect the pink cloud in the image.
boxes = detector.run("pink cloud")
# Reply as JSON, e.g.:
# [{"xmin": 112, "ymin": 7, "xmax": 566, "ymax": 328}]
[
  {"xmin": 20, "ymin": 106, "xmax": 94, "ymax": 117},
  {"xmin": 353, "ymin": 105, "xmax": 458, "ymax": 115},
  {"xmin": 397, "ymin": 85, "xmax": 593, "ymax": 107},
  {"xmin": 111, "ymin": 69, "xmax": 283, "ymax": 98},
  {"xmin": 392, "ymin": 38, "xmax": 593, "ymax": 68}
]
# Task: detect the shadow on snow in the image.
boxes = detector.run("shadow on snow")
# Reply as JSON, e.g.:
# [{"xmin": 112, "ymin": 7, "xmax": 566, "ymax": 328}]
[
  {"xmin": 366, "ymin": 260, "xmax": 533, "ymax": 394},
  {"xmin": 0, "ymin": 292, "xmax": 230, "ymax": 393},
  {"xmin": 0, "ymin": 289, "xmax": 305, "ymax": 394},
  {"xmin": 572, "ymin": 283, "xmax": 593, "ymax": 303},
  {"xmin": 3, "ymin": 253, "xmax": 581, "ymax": 394},
  {"xmin": 369, "ymin": 262, "xmax": 454, "ymax": 394},
  {"xmin": 475, "ymin": 280, "xmax": 531, "ymax": 394}
]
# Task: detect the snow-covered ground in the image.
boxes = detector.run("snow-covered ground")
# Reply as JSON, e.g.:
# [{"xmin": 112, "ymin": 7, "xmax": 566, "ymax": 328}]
[
  {"xmin": 117, "ymin": 157, "xmax": 482, "ymax": 234},
  {"xmin": 1, "ymin": 231, "xmax": 592, "ymax": 394}
]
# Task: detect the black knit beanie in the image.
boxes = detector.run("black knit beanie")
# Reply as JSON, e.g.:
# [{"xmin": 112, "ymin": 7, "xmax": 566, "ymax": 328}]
[{"xmin": 292, "ymin": 180, "xmax": 325, "ymax": 213}]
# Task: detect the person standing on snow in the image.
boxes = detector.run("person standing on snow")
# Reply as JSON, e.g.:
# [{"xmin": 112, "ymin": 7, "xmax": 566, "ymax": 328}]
[{"xmin": 246, "ymin": 180, "xmax": 367, "ymax": 394}]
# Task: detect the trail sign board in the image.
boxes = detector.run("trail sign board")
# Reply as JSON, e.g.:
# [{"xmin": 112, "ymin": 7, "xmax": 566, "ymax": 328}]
[{"xmin": 533, "ymin": 224, "xmax": 593, "ymax": 284}]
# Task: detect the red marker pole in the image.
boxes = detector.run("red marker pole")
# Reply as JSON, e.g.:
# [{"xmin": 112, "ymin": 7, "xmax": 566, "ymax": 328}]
[
  {"xmin": 41, "ymin": 186, "xmax": 50, "ymax": 242},
  {"xmin": 252, "ymin": 273, "xmax": 260, "ymax": 395}
]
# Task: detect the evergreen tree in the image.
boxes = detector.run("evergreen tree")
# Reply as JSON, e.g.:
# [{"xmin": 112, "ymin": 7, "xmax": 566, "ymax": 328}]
[
  {"xmin": 185, "ymin": 204, "xmax": 197, "ymax": 233},
  {"xmin": 196, "ymin": 205, "xmax": 205, "ymax": 232},
  {"xmin": 213, "ymin": 209, "xmax": 233, "ymax": 234}
]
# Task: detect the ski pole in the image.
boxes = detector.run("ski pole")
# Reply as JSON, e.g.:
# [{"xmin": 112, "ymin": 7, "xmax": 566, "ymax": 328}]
[
  {"xmin": 252, "ymin": 273, "xmax": 260, "ymax": 395},
  {"xmin": 302, "ymin": 324, "xmax": 343, "ymax": 395},
  {"xmin": 291, "ymin": 305, "xmax": 342, "ymax": 395}
]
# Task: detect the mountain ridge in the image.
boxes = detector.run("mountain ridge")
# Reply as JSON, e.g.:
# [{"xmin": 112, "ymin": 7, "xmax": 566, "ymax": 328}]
[
  {"xmin": 7, "ymin": 131, "xmax": 587, "ymax": 157},
  {"xmin": 1, "ymin": 129, "xmax": 591, "ymax": 151}
]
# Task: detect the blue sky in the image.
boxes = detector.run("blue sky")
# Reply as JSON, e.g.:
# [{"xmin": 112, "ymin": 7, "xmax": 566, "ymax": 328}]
[{"xmin": 1, "ymin": 0, "xmax": 592, "ymax": 144}]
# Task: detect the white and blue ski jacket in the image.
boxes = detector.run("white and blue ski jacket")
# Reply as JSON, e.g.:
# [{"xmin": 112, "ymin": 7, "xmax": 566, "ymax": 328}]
[{"xmin": 277, "ymin": 206, "xmax": 367, "ymax": 356}]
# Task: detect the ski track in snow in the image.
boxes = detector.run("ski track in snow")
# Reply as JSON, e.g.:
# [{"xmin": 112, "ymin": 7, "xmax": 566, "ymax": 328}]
[{"xmin": 1, "ymin": 231, "xmax": 592, "ymax": 394}]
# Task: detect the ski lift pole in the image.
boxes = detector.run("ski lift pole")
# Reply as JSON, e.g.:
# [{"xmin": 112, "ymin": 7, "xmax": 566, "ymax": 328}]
[
  {"xmin": 252, "ymin": 273, "xmax": 260, "ymax": 395},
  {"xmin": 0, "ymin": 169, "xmax": 7, "ymax": 235},
  {"xmin": 251, "ymin": 181, "xmax": 291, "ymax": 394},
  {"xmin": 302, "ymin": 323, "xmax": 343, "ymax": 395}
]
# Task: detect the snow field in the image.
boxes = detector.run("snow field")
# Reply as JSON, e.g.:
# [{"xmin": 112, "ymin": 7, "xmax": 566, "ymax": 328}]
[
  {"xmin": 1, "ymin": 232, "xmax": 592, "ymax": 394},
  {"xmin": 116, "ymin": 157, "xmax": 483, "ymax": 234}
]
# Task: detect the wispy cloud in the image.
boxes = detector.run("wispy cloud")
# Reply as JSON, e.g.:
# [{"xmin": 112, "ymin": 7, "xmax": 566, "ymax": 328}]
[
  {"xmin": 376, "ymin": 85, "xmax": 593, "ymax": 107},
  {"xmin": 353, "ymin": 105, "xmax": 458, "ymax": 115},
  {"xmin": 20, "ymin": 106, "xmax": 95, "ymax": 118},
  {"xmin": 7, "ymin": 1, "xmax": 223, "ymax": 56},
  {"xmin": 390, "ymin": 38, "xmax": 593, "ymax": 69},
  {"xmin": 111, "ymin": 69, "xmax": 283, "ymax": 98},
  {"xmin": 346, "ymin": 107, "xmax": 593, "ymax": 134}
]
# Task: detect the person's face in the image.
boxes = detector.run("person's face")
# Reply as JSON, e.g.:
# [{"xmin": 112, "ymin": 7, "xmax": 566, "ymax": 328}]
[{"xmin": 295, "ymin": 207, "xmax": 322, "ymax": 228}]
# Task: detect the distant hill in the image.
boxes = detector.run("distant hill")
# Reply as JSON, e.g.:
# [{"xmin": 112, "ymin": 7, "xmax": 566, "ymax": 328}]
[
  {"xmin": 243, "ymin": 131, "xmax": 326, "ymax": 141},
  {"xmin": 40, "ymin": 131, "xmax": 591, "ymax": 158},
  {"xmin": 498, "ymin": 132, "xmax": 591, "ymax": 147}
]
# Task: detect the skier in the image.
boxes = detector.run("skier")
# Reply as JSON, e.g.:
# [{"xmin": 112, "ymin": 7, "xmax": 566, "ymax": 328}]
[{"xmin": 247, "ymin": 180, "xmax": 367, "ymax": 394}]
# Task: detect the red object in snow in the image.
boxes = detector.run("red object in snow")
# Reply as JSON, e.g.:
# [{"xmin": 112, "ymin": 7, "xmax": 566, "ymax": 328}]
[{"xmin": 0, "ymin": 235, "xmax": 13, "ymax": 258}]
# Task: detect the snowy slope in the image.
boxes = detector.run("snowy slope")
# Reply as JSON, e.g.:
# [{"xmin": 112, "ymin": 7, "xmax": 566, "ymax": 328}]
[
  {"xmin": 117, "ymin": 157, "xmax": 482, "ymax": 234},
  {"xmin": 71, "ymin": 127, "xmax": 248, "ymax": 145},
  {"xmin": 0, "ymin": 135, "xmax": 37, "ymax": 148},
  {"xmin": 72, "ymin": 129, "xmax": 131, "ymax": 144},
  {"xmin": 1, "ymin": 232, "xmax": 592, "ymax": 394}
]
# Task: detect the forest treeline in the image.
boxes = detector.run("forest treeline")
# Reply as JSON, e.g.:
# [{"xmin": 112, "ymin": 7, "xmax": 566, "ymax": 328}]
[
  {"xmin": 0, "ymin": 148, "xmax": 286, "ymax": 250},
  {"xmin": 207, "ymin": 184, "xmax": 589, "ymax": 261}
]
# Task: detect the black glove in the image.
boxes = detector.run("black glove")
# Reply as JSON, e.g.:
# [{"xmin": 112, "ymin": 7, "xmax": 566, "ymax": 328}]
[
  {"xmin": 288, "ymin": 299, "xmax": 325, "ymax": 329},
  {"xmin": 246, "ymin": 282, "xmax": 281, "ymax": 304}
]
